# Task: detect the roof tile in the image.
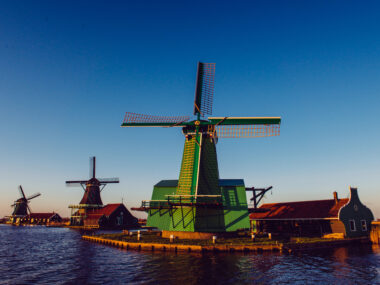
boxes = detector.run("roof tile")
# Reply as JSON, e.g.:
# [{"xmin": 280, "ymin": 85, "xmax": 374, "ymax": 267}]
[
  {"xmin": 250, "ymin": 199, "xmax": 349, "ymax": 220},
  {"xmin": 86, "ymin": 204, "xmax": 122, "ymax": 217}
]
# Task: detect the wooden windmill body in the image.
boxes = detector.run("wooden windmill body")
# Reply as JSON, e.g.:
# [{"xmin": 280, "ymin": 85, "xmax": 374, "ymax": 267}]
[
  {"xmin": 123, "ymin": 63, "xmax": 281, "ymax": 237},
  {"xmin": 66, "ymin": 157, "xmax": 119, "ymax": 226},
  {"xmin": 10, "ymin": 186, "xmax": 41, "ymax": 225}
]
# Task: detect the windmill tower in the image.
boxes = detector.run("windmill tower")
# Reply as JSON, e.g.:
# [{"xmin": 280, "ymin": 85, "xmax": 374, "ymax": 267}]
[
  {"xmin": 10, "ymin": 185, "xmax": 41, "ymax": 224},
  {"xmin": 122, "ymin": 62, "xmax": 281, "ymax": 236},
  {"xmin": 66, "ymin": 157, "xmax": 119, "ymax": 226}
]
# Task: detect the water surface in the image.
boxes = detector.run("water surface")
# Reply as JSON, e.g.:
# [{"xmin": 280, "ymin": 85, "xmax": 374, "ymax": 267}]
[{"xmin": 0, "ymin": 225, "xmax": 379, "ymax": 284}]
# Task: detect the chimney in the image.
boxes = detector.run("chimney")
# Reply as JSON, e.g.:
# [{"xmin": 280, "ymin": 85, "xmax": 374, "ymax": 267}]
[
  {"xmin": 349, "ymin": 186, "xmax": 359, "ymax": 201},
  {"xmin": 333, "ymin": 191, "xmax": 339, "ymax": 204}
]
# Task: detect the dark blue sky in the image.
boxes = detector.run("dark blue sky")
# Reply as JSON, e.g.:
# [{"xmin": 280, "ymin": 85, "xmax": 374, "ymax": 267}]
[{"xmin": 1, "ymin": 1, "xmax": 380, "ymax": 218}]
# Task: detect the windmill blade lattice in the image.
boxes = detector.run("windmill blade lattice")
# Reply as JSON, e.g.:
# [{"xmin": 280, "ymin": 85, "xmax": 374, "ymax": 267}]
[
  {"xmin": 89, "ymin": 157, "xmax": 96, "ymax": 179},
  {"xmin": 211, "ymin": 125, "xmax": 280, "ymax": 138},
  {"xmin": 122, "ymin": 112, "xmax": 190, "ymax": 127},
  {"xmin": 207, "ymin": 117, "xmax": 281, "ymax": 138},
  {"xmin": 66, "ymin": 180, "xmax": 88, "ymax": 186},
  {"xmin": 19, "ymin": 185, "xmax": 26, "ymax": 199},
  {"xmin": 26, "ymin": 193, "xmax": 41, "ymax": 200},
  {"xmin": 194, "ymin": 62, "xmax": 215, "ymax": 117},
  {"xmin": 99, "ymin": 178, "xmax": 120, "ymax": 184}
]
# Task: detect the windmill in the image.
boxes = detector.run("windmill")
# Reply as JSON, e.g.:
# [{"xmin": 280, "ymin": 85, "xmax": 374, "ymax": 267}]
[
  {"xmin": 10, "ymin": 185, "xmax": 41, "ymax": 223},
  {"xmin": 66, "ymin": 157, "xmax": 119, "ymax": 225},
  {"xmin": 122, "ymin": 62, "xmax": 281, "ymax": 235}
]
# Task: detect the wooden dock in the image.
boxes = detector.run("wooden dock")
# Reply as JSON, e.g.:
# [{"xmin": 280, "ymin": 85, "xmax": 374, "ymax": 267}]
[
  {"xmin": 82, "ymin": 235, "xmax": 370, "ymax": 254},
  {"xmin": 82, "ymin": 235, "xmax": 285, "ymax": 253}
]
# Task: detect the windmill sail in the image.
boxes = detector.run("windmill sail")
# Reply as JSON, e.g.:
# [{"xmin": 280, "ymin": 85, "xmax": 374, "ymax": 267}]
[
  {"xmin": 213, "ymin": 125, "xmax": 280, "ymax": 138},
  {"xmin": 19, "ymin": 185, "xmax": 26, "ymax": 199},
  {"xmin": 122, "ymin": 112, "xmax": 190, "ymax": 127},
  {"xmin": 193, "ymin": 62, "xmax": 215, "ymax": 117},
  {"xmin": 208, "ymin": 117, "xmax": 281, "ymax": 125},
  {"xmin": 98, "ymin": 178, "xmax": 119, "ymax": 184},
  {"xmin": 208, "ymin": 117, "xmax": 281, "ymax": 138},
  {"xmin": 66, "ymin": 180, "xmax": 88, "ymax": 186},
  {"xmin": 89, "ymin": 156, "xmax": 96, "ymax": 179},
  {"xmin": 26, "ymin": 193, "xmax": 41, "ymax": 200}
]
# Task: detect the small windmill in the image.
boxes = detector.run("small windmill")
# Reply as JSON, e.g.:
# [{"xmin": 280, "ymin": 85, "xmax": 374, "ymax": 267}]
[
  {"xmin": 122, "ymin": 62, "xmax": 281, "ymax": 234},
  {"xmin": 66, "ymin": 157, "xmax": 119, "ymax": 206},
  {"xmin": 11, "ymin": 185, "xmax": 41, "ymax": 219},
  {"xmin": 66, "ymin": 157, "xmax": 119, "ymax": 225}
]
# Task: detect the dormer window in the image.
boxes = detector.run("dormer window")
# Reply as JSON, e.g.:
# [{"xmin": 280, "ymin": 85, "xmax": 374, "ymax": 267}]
[
  {"xmin": 361, "ymin": 220, "xmax": 367, "ymax": 231},
  {"xmin": 349, "ymin": 219, "xmax": 356, "ymax": 231}
]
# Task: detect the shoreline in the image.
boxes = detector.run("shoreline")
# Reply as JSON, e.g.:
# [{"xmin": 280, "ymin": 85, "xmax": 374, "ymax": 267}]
[{"xmin": 82, "ymin": 234, "xmax": 371, "ymax": 254}]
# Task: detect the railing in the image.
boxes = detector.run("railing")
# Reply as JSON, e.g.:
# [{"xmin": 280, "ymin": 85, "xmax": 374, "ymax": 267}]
[
  {"xmin": 141, "ymin": 200, "xmax": 169, "ymax": 209},
  {"xmin": 68, "ymin": 204, "xmax": 104, "ymax": 209},
  {"xmin": 140, "ymin": 195, "xmax": 223, "ymax": 209}
]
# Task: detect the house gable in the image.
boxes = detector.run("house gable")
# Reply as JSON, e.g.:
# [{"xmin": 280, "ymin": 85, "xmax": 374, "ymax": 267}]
[
  {"xmin": 107, "ymin": 204, "xmax": 139, "ymax": 228},
  {"xmin": 338, "ymin": 187, "xmax": 374, "ymax": 238},
  {"xmin": 84, "ymin": 204, "xmax": 140, "ymax": 229}
]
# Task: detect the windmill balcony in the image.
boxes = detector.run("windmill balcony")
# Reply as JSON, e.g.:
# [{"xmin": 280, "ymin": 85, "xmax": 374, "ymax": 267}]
[
  {"xmin": 68, "ymin": 204, "xmax": 104, "ymax": 209},
  {"xmin": 139, "ymin": 195, "xmax": 223, "ymax": 210}
]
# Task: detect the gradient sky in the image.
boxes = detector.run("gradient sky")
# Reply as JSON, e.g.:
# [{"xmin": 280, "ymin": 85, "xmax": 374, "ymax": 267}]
[{"xmin": 1, "ymin": 1, "xmax": 380, "ymax": 219}]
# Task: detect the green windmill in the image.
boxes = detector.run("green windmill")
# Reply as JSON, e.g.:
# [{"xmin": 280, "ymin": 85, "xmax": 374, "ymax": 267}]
[{"xmin": 123, "ymin": 62, "xmax": 281, "ymax": 238}]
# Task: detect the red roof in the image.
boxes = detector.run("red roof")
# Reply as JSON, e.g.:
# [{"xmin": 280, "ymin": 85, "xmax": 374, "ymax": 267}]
[
  {"xmin": 84, "ymin": 214, "xmax": 104, "ymax": 226},
  {"xmin": 250, "ymin": 198, "xmax": 349, "ymax": 220},
  {"xmin": 27, "ymin": 213, "xmax": 60, "ymax": 219},
  {"xmin": 86, "ymin": 204, "xmax": 122, "ymax": 217},
  {"xmin": 86, "ymin": 214, "xmax": 104, "ymax": 219}
]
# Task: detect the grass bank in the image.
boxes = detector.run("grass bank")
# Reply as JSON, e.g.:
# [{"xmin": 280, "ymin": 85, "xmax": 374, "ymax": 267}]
[{"xmin": 82, "ymin": 231, "xmax": 369, "ymax": 254}]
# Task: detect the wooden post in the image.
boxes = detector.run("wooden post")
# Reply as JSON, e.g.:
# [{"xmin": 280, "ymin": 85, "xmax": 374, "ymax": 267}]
[{"xmin": 137, "ymin": 230, "xmax": 141, "ymax": 241}]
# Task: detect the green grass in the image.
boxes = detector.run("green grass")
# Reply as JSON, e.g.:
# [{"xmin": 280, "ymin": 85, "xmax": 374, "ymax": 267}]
[
  {"xmin": 93, "ymin": 232, "xmax": 343, "ymax": 247},
  {"xmin": 97, "ymin": 232, "xmax": 286, "ymax": 246},
  {"xmin": 290, "ymin": 237, "xmax": 338, "ymax": 243}
]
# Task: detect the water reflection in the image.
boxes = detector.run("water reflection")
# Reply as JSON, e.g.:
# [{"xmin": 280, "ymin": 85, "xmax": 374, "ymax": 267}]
[{"xmin": 0, "ymin": 225, "xmax": 379, "ymax": 284}]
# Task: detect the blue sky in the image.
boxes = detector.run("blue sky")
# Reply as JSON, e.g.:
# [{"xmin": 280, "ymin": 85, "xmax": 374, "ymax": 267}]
[{"xmin": 1, "ymin": 1, "xmax": 380, "ymax": 218}]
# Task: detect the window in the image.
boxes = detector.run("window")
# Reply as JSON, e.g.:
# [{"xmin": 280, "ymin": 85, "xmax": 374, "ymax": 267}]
[
  {"xmin": 349, "ymin": 220, "xmax": 356, "ymax": 232},
  {"xmin": 361, "ymin": 220, "xmax": 367, "ymax": 231}
]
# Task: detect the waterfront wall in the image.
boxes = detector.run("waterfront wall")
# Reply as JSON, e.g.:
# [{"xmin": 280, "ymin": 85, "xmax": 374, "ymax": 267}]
[
  {"xmin": 370, "ymin": 221, "xmax": 380, "ymax": 244},
  {"xmin": 82, "ymin": 235, "xmax": 368, "ymax": 254},
  {"xmin": 82, "ymin": 235, "xmax": 284, "ymax": 253}
]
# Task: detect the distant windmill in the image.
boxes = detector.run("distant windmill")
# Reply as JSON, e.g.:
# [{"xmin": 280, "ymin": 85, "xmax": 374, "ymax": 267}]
[
  {"xmin": 66, "ymin": 157, "xmax": 119, "ymax": 226},
  {"xmin": 11, "ymin": 185, "xmax": 41, "ymax": 217},
  {"xmin": 66, "ymin": 157, "xmax": 119, "ymax": 206}
]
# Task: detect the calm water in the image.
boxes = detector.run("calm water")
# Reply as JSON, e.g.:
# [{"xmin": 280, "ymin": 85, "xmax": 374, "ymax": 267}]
[{"xmin": 1, "ymin": 225, "xmax": 380, "ymax": 284}]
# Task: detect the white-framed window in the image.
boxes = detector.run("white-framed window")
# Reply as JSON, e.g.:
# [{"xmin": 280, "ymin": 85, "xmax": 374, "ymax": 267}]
[
  {"xmin": 349, "ymin": 219, "xmax": 356, "ymax": 232},
  {"xmin": 361, "ymin": 220, "xmax": 367, "ymax": 231}
]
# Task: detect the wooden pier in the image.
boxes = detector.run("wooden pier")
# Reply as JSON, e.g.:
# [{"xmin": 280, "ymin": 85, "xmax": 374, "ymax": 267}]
[
  {"xmin": 82, "ymin": 235, "xmax": 285, "ymax": 253},
  {"xmin": 82, "ymin": 235, "xmax": 370, "ymax": 254}
]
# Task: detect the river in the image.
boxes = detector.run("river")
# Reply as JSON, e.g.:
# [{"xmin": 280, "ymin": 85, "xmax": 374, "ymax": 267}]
[{"xmin": 0, "ymin": 225, "xmax": 379, "ymax": 284}]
